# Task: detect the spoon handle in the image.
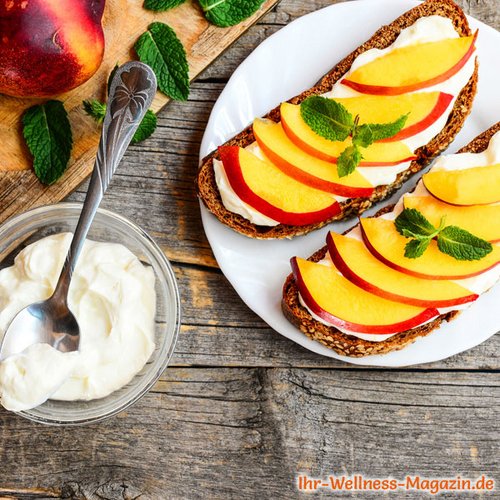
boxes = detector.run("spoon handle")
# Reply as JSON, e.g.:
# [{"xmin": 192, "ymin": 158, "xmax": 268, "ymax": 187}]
[{"xmin": 54, "ymin": 62, "xmax": 157, "ymax": 300}]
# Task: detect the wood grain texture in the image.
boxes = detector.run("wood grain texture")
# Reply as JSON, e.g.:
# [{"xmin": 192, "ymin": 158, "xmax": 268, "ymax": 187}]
[
  {"xmin": 0, "ymin": 368, "xmax": 498, "ymax": 498},
  {"xmin": 0, "ymin": 1, "xmax": 499, "ymax": 498}
]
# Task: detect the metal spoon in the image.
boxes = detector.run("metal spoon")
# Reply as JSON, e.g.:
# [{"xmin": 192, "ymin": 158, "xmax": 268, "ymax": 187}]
[{"xmin": 0, "ymin": 61, "xmax": 157, "ymax": 361}]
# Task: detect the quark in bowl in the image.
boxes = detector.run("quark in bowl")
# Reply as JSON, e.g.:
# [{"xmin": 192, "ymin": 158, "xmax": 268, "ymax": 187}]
[{"xmin": 0, "ymin": 203, "xmax": 180, "ymax": 425}]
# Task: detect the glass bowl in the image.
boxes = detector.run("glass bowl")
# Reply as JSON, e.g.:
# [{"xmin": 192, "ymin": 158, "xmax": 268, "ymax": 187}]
[{"xmin": 0, "ymin": 203, "xmax": 180, "ymax": 425}]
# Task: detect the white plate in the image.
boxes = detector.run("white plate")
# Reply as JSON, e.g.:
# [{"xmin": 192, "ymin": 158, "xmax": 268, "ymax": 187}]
[{"xmin": 199, "ymin": 0, "xmax": 500, "ymax": 367}]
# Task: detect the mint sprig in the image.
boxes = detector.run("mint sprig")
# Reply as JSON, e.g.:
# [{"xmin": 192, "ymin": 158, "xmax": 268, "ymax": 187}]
[
  {"xmin": 300, "ymin": 96, "xmax": 408, "ymax": 177},
  {"xmin": 22, "ymin": 100, "xmax": 73, "ymax": 185},
  {"xmin": 394, "ymin": 208, "xmax": 493, "ymax": 261},
  {"xmin": 198, "ymin": 0, "xmax": 265, "ymax": 27},
  {"xmin": 83, "ymin": 99, "xmax": 157, "ymax": 145},
  {"xmin": 144, "ymin": 0, "xmax": 186, "ymax": 11},
  {"xmin": 83, "ymin": 99, "xmax": 106, "ymax": 124},
  {"xmin": 135, "ymin": 22, "xmax": 189, "ymax": 101}
]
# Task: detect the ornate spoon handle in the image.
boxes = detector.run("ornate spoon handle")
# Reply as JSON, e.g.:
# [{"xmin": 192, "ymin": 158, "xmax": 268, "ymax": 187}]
[{"xmin": 53, "ymin": 61, "xmax": 157, "ymax": 300}]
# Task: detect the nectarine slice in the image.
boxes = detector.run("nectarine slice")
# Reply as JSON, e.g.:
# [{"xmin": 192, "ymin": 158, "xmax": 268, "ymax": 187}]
[
  {"xmin": 360, "ymin": 217, "xmax": 500, "ymax": 280},
  {"xmin": 404, "ymin": 196, "xmax": 500, "ymax": 242},
  {"xmin": 342, "ymin": 34, "xmax": 476, "ymax": 95},
  {"xmin": 280, "ymin": 103, "xmax": 416, "ymax": 164},
  {"xmin": 219, "ymin": 146, "xmax": 340, "ymax": 225},
  {"xmin": 327, "ymin": 232, "xmax": 478, "ymax": 307},
  {"xmin": 291, "ymin": 257, "xmax": 438, "ymax": 334},
  {"xmin": 423, "ymin": 164, "xmax": 500, "ymax": 206},
  {"xmin": 252, "ymin": 119, "xmax": 374, "ymax": 197}
]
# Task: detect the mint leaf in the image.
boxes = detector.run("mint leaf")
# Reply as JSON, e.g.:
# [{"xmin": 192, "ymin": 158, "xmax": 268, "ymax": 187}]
[
  {"xmin": 131, "ymin": 110, "xmax": 157, "ymax": 144},
  {"xmin": 353, "ymin": 123, "xmax": 373, "ymax": 148},
  {"xmin": 144, "ymin": 0, "xmax": 186, "ymax": 11},
  {"xmin": 199, "ymin": 0, "xmax": 265, "ymax": 27},
  {"xmin": 22, "ymin": 100, "xmax": 72, "ymax": 185},
  {"xmin": 337, "ymin": 145, "xmax": 361, "ymax": 178},
  {"xmin": 404, "ymin": 238, "xmax": 430, "ymax": 259},
  {"xmin": 83, "ymin": 99, "xmax": 106, "ymax": 124},
  {"xmin": 300, "ymin": 96, "xmax": 353, "ymax": 142},
  {"xmin": 364, "ymin": 113, "xmax": 409, "ymax": 142},
  {"xmin": 84, "ymin": 100, "xmax": 157, "ymax": 144},
  {"xmin": 395, "ymin": 208, "xmax": 438, "ymax": 239},
  {"xmin": 135, "ymin": 22, "xmax": 189, "ymax": 101},
  {"xmin": 437, "ymin": 226, "xmax": 493, "ymax": 261}
]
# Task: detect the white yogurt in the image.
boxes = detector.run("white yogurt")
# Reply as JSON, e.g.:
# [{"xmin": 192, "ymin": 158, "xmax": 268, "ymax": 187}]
[
  {"xmin": 0, "ymin": 233, "xmax": 156, "ymax": 411},
  {"xmin": 215, "ymin": 16, "xmax": 476, "ymax": 226}
]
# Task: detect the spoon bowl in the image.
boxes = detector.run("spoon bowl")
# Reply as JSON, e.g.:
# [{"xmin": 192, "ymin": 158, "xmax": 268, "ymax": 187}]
[{"xmin": 0, "ymin": 297, "xmax": 80, "ymax": 361}]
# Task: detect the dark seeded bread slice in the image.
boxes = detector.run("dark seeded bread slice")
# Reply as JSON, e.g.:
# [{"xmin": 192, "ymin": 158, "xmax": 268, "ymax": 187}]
[
  {"xmin": 197, "ymin": 0, "xmax": 478, "ymax": 239},
  {"xmin": 281, "ymin": 122, "xmax": 500, "ymax": 357}
]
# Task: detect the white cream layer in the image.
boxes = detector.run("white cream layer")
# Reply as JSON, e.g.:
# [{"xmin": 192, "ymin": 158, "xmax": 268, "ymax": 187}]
[
  {"xmin": 300, "ymin": 132, "xmax": 500, "ymax": 341},
  {"xmin": 0, "ymin": 233, "xmax": 156, "ymax": 412},
  {"xmin": 214, "ymin": 16, "xmax": 476, "ymax": 226}
]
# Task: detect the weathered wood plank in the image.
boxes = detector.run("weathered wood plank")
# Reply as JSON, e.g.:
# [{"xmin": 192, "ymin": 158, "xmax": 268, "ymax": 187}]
[
  {"xmin": 172, "ymin": 324, "xmax": 500, "ymax": 369},
  {"xmin": 0, "ymin": 368, "xmax": 498, "ymax": 498}
]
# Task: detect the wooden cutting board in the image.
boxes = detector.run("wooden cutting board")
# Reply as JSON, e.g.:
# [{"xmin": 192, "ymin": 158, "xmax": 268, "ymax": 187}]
[{"xmin": 0, "ymin": 0, "xmax": 279, "ymax": 223}]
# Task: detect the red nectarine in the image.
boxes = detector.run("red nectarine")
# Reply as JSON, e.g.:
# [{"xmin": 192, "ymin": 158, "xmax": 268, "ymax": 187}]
[{"xmin": 0, "ymin": 0, "xmax": 105, "ymax": 97}]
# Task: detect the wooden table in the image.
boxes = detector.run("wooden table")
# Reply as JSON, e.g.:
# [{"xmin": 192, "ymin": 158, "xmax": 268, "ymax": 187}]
[{"xmin": 1, "ymin": 1, "xmax": 498, "ymax": 498}]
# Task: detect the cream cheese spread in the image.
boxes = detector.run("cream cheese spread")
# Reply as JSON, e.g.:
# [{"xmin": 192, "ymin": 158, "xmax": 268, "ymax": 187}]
[
  {"xmin": 0, "ymin": 233, "xmax": 156, "ymax": 411},
  {"xmin": 214, "ymin": 15, "xmax": 476, "ymax": 226},
  {"xmin": 300, "ymin": 132, "xmax": 500, "ymax": 341}
]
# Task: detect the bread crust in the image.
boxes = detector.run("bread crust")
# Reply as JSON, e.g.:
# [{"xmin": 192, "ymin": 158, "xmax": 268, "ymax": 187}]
[
  {"xmin": 281, "ymin": 122, "xmax": 500, "ymax": 357},
  {"xmin": 197, "ymin": 0, "xmax": 478, "ymax": 239}
]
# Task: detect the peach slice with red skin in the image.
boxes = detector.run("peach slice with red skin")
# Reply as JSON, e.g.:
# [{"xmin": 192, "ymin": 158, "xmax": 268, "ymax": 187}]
[
  {"xmin": 327, "ymin": 231, "xmax": 478, "ymax": 308},
  {"xmin": 291, "ymin": 257, "xmax": 439, "ymax": 334},
  {"xmin": 360, "ymin": 217, "xmax": 500, "ymax": 280},
  {"xmin": 279, "ymin": 103, "xmax": 416, "ymax": 164},
  {"xmin": 282, "ymin": 92, "xmax": 452, "ymax": 146},
  {"xmin": 423, "ymin": 164, "xmax": 500, "ymax": 206},
  {"xmin": 404, "ymin": 195, "xmax": 500, "ymax": 243},
  {"xmin": 252, "ymin": 119, "xmax": 374, "ymax": 197},
  {"xmin": 219, "ymin": 146, "xmax": 341, "ymax": 226},
  {"xmin": 341, "ymin": 33, "xmax": 477, "ymax": 96}
]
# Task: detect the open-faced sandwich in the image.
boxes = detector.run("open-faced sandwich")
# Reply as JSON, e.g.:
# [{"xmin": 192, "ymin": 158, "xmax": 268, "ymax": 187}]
[
  {"xmin": 282, "ymin": 123, "xmax": 500, "ymax": 356},
  {"xmin": 197, "ymin": 0, "xmax": 478, "ymax": 239}
]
